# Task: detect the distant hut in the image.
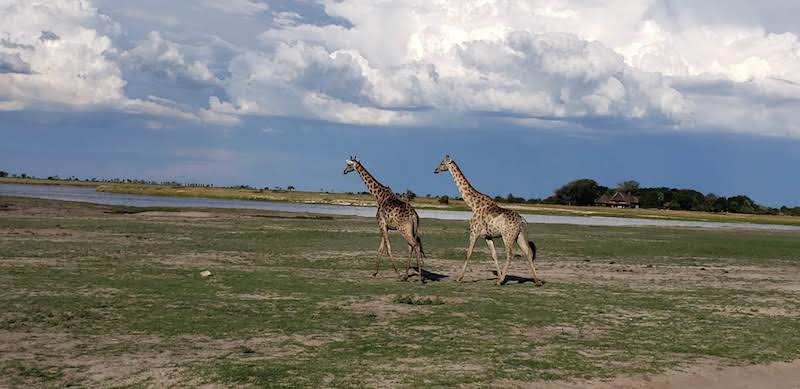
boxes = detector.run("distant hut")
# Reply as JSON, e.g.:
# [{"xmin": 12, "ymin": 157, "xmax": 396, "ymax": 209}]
[{"xmin": 595, "ymin": 191, "xmax": 640, "ymax": 208}]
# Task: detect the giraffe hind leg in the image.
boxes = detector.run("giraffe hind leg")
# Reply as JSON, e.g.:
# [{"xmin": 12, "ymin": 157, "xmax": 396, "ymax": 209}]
[
  {"xmin": 400, "ymin": 227, "xmax": 423, "ymax": 282},
  {"xmin": 403, "ymin": 244, "xmax": 413, "ymax": 281},
  {"xmin": 485, "ymin": 238, "xmax": 502, "ymax": 282},
  {"xmin": 497, "ymin": 233, "xmax": 517, "ymax": 286},
  {"xmin": 517, "ymin": 234, "xmax": 543, "ymax": 286}
]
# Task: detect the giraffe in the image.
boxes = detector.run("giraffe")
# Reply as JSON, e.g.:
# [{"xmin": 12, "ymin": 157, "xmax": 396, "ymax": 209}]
[
  {"xmin": 434, "ymin": 155, "xmax": 543, "ymax": 286},
  {"xmin": 344, "ymin": 156, "xmax": 426, "ymax": 282}
]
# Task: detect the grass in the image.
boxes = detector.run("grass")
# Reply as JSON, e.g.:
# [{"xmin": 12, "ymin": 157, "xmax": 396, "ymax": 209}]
[
  {"xmin": 1, "ymin": 196, "xmax": 800, "ymax": 387},
  {"xmin": 3, "ymin": 176, "xmax": 799, "ymax": 226}
]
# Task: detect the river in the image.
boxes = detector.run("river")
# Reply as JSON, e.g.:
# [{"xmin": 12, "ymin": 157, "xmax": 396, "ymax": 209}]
[{"xmin": 1, "ymin": 183, "xmax": 798, "ymax": 231}]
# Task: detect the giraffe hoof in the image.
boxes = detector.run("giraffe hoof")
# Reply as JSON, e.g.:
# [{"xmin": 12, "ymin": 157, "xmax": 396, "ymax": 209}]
[
  {"xmin": 534, "ymin": 279, "xmax": 545, "ymax": 287},
  {"xmin": 372, "ymin": 272, "xmax": 379, "ymax": 277}
]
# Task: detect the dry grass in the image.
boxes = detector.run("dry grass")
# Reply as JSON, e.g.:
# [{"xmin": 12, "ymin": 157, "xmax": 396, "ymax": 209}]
[{"xmin": 1, "ymin": 196, "xmax": 800, "ymax": 387}]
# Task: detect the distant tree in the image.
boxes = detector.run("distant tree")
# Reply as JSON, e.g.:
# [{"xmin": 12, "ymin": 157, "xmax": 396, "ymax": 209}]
[
  {"xmin": 674, "ymin": 189, "xmax": 704, "ymax": 211},
  {"xmin": 711, "ymin": 196, "xmax": 729, "ymax": 213},
  {"xmin": 20, "ymin": 173, "xmax": 27, "ymax": 178},
  {"xmin": 670, "ymin": 192, "xmax": 691, "ymax": 210},
  {"xmin": 728, "ymin": 195, "xmax": 755, "ymax": 214},
  {"xmin": 542, "ymin": 195, "xmax": 558, "ymax": 204},
  {"xmin": 0, "ymin": 171, "xmax": 7, "ymax": 177},
  {"xmin": 554, "ymin": 179, "xmax": 603, "ymax": 206},
  {"xmin": 701, "ymin": 193, "xmax": 718, "ymax": 212},
  {"xmin": 638, "ymin": 189, "xmax": 664, "ymax": 208},
  {"xmin": 287, "ymin": 185, "xmax": 295, "ymax": 191},
  {"xmin": 526, "ymin": 198, "xmax": 542, "ymax": 204},
  {"xmin": 505, "ymin": 193, "xmax": 525, "ymax": 203},
  {"xmin": 755, "ymin": 205, "xmax": 779, "ymax": 215},
  {"xmin": 438, "ymin": 195, "xmax": 449, "ymax": 205},
  {"xmin": 616, "ymin": 180, "xmax": 640, "ymax": 193},
  {"xmin": 404, "ymin": 190, "xmax": 416, "ymax": 200}
]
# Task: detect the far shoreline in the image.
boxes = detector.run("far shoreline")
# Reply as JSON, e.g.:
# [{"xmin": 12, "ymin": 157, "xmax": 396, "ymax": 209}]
[{"xmin": 2, "ymin": 177, "xmax": 799, "ymax": 227}]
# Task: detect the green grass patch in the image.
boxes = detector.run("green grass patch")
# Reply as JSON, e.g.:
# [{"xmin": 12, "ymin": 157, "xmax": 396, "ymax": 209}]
[{"xmin": 1, "ymin": 196, "xmax": 799, "ymax": 387}]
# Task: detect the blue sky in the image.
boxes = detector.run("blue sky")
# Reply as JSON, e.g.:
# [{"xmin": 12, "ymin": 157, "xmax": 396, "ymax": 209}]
[{"xmin": 1, "ymin": 1, "xmax": 799, "ymax": 206}]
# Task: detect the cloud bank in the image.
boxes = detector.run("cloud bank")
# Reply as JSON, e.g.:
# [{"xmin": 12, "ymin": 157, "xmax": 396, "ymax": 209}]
[{"xmin": 1, "ymin": 0, "xmax": 799, "ymax": 136}]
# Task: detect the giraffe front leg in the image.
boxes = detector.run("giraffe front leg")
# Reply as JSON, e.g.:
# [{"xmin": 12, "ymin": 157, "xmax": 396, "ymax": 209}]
[
  {"xmin": 457, "ymin": 232, "xmax": 479, "ymax": 283},
  {"xmin": 383, "ymin": 233, "xmax": 400, "ymax": 277},
  {"xmin": 373, "ymin": 235, "xmax": 386, "ymax": 277}
]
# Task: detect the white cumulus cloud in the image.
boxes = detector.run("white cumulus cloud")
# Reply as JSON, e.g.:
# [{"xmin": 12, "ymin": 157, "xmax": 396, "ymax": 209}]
[
  {"xmin": 3, "ymin": 0, "xmax": 800, "ymax": 136},
  {"xmin": 0, "ymin": 0, "xmax": 235, "ymax": 126},
  {"xmin": 122, "ymin": 31, "xmax": 221, "ymax": 86},
  {"xmin": 202, "ymin": 0, "xmax": 268, "ymax": 16}
]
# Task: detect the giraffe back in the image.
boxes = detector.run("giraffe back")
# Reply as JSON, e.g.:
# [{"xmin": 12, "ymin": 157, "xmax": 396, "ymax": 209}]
[{"xmin": 378, "ymin": 197, "xmax": 418, "ymax": 231}]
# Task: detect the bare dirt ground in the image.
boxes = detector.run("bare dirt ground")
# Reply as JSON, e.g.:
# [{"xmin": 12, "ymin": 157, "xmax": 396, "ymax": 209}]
[
  {"xmin": 2, "ymin": 196, "xmax": 800, "ymax": 387},
  {"xmin": 522, "ymin": 359, "xmax": 800, "ymax": 389}
]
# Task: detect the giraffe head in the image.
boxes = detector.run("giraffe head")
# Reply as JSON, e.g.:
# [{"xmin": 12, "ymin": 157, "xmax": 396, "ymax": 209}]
[
  {"xmin": 343, "ymin": 155, "xmax": 358, "ymax": 174},
  {"xmin": 434, "ymin": 155, "xmax": 452, "ymax": 174}
]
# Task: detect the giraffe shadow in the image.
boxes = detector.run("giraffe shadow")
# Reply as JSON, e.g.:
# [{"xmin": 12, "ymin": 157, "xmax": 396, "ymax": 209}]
[
  {"xmin": 381, "ymin": 266, "xmax": 450, "ymax": 282},
  {"xmin": 420, "ymin": 268, "xmax": 448, "ymax": 282},
  {"xmin": 489, "ymin": 270, "xmax": 538, "ymax": 284},
  {"xmin": 403, "ymin": 267, "xmax": 448, "ymax": 282}
]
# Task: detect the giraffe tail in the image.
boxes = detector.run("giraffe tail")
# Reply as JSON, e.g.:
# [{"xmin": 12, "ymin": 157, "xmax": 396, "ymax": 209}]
[
  {"xmin": 412, "ymin": 214, "xmax": 426, "ymax": 260},
  {"xmin": 528, "ymin": 240, "xmax": 537, "ymax": 261}
]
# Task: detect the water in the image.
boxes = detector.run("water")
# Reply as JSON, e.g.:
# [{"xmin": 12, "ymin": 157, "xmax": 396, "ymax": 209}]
[{"xmin": 1, "ymin": 183, "xmax": 798, "ymax": 231}]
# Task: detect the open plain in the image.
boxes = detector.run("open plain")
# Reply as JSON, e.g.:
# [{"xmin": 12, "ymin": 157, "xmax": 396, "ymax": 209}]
[{"xmin": 1, "ymin": 196, "xmax": 799, "ymax": 387}]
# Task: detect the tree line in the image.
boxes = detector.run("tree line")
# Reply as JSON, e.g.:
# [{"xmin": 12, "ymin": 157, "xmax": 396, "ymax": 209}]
[
  {"xmin": 0, "ymin": 171, "xmax": 300, "ymax": 192},
  {"xmin": 493, "ymin": 178, "xmax": 800, "ymax": 216},
  {"xmin": 2, "ymin": 170, "xmax": 797, "ymax": 216}
]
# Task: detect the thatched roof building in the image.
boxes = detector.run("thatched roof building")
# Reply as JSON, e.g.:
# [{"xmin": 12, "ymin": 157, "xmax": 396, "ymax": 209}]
[{"xmin": 595, "ymin": 191, "xmax": 640, "ymax": 208}]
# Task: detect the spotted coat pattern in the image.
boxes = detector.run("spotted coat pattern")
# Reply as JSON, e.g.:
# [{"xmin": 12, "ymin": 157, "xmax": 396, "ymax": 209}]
[
  {"xmin": 438, "ymin": 157, "xmax": 542, "ymax": 285},
  {"xmin": 350, "ymin": 160, "xmax": 425, "ymax": 281}
]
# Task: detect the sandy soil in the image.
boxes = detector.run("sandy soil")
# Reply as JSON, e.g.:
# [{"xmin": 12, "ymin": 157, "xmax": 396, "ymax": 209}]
[
  {"xmin": 510, "ymin": 359, "xmax": 800, "ymax": 389},
  {"xmin": 3, "ymin": 198, "xmax": 799, "ymax": 387}
]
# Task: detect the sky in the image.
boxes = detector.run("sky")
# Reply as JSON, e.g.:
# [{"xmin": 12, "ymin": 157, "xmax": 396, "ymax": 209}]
[{"xmin": 1, "ymin": 0, "xmax": 799, "ymax": 206}]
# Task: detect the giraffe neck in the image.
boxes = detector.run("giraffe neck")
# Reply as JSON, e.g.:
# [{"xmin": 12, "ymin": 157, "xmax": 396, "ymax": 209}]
[
  {"xmin": 447, "ymin": 160, "xmax": 490, "ymax": 209},
  {"xmin": 354, "ymin": 162, "xmax": 394, "ymax": 203}
]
